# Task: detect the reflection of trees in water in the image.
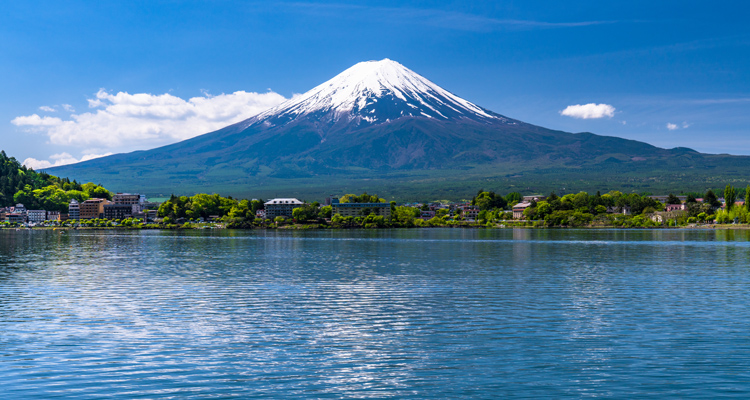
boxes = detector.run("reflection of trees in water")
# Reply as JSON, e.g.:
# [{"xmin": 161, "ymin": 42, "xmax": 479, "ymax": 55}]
[
  {"xmin": 0, "ymin": 231, "xmax": 71, "ymax": 278},
  {"xmin": 714, "ymin": 229, "xmax": 750, "ymax": 242},
  {"xmin": 712, "ymin": 229, "xmax": 750, "ymax": 264}
]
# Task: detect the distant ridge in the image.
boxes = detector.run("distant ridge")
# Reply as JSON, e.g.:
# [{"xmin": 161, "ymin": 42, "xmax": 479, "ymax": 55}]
[{"xmin": 48, "ymin": 59, "xmax": 750, "ymax": 200}]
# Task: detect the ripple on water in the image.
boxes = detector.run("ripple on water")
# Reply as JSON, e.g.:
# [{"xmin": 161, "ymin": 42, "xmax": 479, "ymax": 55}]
[{"xmin": 1, "ymin": 228, "xmax": 750, "ymax": 398}]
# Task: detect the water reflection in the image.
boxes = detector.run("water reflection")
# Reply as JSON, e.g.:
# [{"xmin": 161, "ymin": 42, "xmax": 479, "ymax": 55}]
[{"xmin": 1, "ymin": 228, "xmax": 750, "ymax": 398}]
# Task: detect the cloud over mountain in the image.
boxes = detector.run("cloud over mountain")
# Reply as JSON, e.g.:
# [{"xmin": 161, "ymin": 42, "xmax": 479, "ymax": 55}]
[
  {"xmin": 13, "ymin": 89, "xmax": 288, "ymax": 151},
  {"xmin": 22, "ymin": 152, "xmax": 113, "ymax": 170}
]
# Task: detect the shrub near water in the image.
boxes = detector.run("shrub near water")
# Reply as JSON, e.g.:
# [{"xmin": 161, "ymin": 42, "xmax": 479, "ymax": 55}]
[{"xmin": 715, "ymin": 207, "xmax": 750, "ymax": 224}]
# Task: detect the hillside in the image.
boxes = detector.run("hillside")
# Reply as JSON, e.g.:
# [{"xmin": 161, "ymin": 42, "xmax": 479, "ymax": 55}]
[
  {"xmin": 48, "ymin": 59, "xmax": 750, "ymax": 201},
  {"xmin": 0, "ymin": 151, "xmax": 110, "ymax": 211}
]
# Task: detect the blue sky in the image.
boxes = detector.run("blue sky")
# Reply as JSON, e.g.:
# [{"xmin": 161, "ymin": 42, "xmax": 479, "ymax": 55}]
[{"xmin": 2, "ymin": 1, "xmax": 749, "ymax": 168}]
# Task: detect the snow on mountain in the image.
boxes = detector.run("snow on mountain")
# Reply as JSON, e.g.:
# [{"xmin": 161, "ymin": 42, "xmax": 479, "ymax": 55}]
[{"xmin": 244, "ymin": 59, "xmax": 503, "ymax": 128}]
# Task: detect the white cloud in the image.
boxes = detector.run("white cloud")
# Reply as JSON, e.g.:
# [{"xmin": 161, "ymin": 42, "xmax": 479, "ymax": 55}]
[
  {"xmin": 682, "ymin": 122, "xmax": 690, "ymax": 128},
  {"xmin": 80, "ymin": 152, "xmax": 113, "ymax": 162},
  {"xmin": 39, "ymin": 105, "xmax": 56, "ymax": 112},
  {"xmin": 61, "ymin": 104, "xmax": 75, "ymax": 112},
  {"xmin": 13, "ymin": 114, "xmax": 64, "ymax": 126},
  {"xmin": 22, "ymin": 152, "xmax": 113, "ymax": 170},
  {"xmin": 13, "ymin": 89, "xmax": 288, "ymax": 151},
  {"xmin": 667, "ymin": 123, "xmax": 678, "ymax": 130},
  {"xmin": 560, "ymin": 103, "xmax": 616, "ymax": 119}
]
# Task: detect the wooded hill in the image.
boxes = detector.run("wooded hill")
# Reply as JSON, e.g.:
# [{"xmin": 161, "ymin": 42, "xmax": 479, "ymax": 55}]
[{"xmin": 0, "ymin": 151, "xmax": 110, "ymax": 212}]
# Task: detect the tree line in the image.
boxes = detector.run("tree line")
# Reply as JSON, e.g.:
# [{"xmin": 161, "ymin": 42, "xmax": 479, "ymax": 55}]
[{"xmin": 0, "ymin": 151, "xmax": 111, "ymax": 212}]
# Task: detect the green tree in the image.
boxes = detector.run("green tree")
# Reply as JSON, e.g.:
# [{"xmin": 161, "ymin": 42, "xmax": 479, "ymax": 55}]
[
  {"xmin": 505, "ymin": 192, "xmax": 522, "ymax": 204},
  {"xmin": 392, "ymin": 206, "xmax": 420, "ymax": 226},
  {"xmin": 82, "ymin": 183, "xmax": 112, "ymax": 200},
  {"xmin": 319, "ymin": 205, "xmax": 332, "ymax": 219},
  {"xmin": 292, "ymin": 204, "xmax": 318, "ymax": 222},
  {"xmin": 724, "ymin": 184, "xmax": 737, "ymax": 211},
  {"xmin": 228, "ymin": 200, "xmax": 250, "ymax": 219},
  {"xmin": 250, "ymin": 199, "xmax": 264, "ymax": 214},
  {"xmin": 331, "ymin": 214, "xmax": 344, "ymax": 224},
  {"xmin": 666, "ymin": 193, "xmax": 681, "ymax": 205},
  {"xmin": 704, "ymin": 190, "xmax": 721, "ymax": 208},
  {"xmin": 472, "ymin": 191, "xmax": 507, "ymax": 210},
  {"xmin": 535, "ymin": 201, "xmax": 552, "ymax": 219},
  {"xmin": 339, "ymin": 192, "xmax": 385, "ymax": 203}
]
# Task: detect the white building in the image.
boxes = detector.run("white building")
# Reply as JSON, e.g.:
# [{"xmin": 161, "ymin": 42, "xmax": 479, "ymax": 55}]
[
  {"xmin": 27, "ymin": 210, "xmax": 47, "ymax": 224},
  {"xmin": 264, "ymin": 198, "xmax": 304, "ymax": 219}
]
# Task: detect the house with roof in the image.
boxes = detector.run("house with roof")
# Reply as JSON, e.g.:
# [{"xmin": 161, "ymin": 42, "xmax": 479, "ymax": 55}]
[
  {"xmin": 264, "ymin": 198, "xmax": 305, "ymax": 219},
  {"xmin": 513, "ymin": 202, "xmax": 532, "ymax": 219},
  {"xmin": 665, "ymin": 203, "xmax": 687, "ymax": 212}
]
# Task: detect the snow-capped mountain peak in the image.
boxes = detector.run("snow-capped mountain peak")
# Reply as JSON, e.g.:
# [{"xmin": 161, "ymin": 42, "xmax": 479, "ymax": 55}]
[{"xmin": 248, "ymin": 58, "xmax": 499, "ymax": 127}]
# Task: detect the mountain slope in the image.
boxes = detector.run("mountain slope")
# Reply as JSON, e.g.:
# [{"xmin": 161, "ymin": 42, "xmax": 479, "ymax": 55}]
[{"xmin": 48, "ymin": 59, "xmax": 750, "ymax": 200}]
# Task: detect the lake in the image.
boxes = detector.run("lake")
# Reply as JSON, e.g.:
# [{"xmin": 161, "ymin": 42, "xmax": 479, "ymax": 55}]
[{"xmin": 1, "ymin": 228, "xmax": 750, "ymax": 398}]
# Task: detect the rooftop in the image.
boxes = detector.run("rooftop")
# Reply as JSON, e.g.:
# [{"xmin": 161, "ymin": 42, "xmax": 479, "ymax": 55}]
[{"xmin": 265, "ymin": 198, "xmax": 304, "ymax": 205}]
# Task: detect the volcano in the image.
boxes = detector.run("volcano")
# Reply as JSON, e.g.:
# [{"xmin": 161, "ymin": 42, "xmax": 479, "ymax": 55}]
[{"xmin": 48, "ymin": 59, "xmax": 750, "ymax": 200}]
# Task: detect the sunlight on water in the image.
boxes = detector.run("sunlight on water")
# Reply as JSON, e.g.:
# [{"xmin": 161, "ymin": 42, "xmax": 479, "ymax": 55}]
[{"xmin": 1, "ymin": 228, "xmax": 750, "ymax": 398}]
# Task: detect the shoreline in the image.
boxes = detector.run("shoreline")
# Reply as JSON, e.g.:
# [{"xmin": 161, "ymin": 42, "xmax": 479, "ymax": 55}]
[{"xmin": 4, "ymin": 223, "xmax": 750, "ymax": 231}]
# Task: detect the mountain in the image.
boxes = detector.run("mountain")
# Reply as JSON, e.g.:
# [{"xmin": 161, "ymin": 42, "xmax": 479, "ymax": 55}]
[
  {"xmin": 250, "ymin": 58, "xmax": 500, "ymax": 125},
  {"xmin": 48, "ymin": 59, "xmax": 750, "ymax": 200}
]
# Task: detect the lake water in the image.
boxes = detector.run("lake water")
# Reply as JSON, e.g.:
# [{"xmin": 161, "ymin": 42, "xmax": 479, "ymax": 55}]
[{"xmin": 2, "ymin": 228, "xmax": 750, "ymax": 398}]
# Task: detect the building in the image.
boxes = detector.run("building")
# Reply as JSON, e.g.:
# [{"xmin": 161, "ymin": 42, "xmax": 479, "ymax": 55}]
[
  {"xmin": 113, "ymin": 193, "xmax": 146, "ymax": 213},
  {"xmin": 665, "ymin": 203, "xmax": 687, "ymax": 212},
  {"xmin": 264, "ymin": 198, "xmax": 304, "ymax": 219},
  {"xmin": 420, "ymin": 210, "xmax": 436, "ymax": 220},
  {"xmin": 68, "ymin": 199, "xmax": 80, "ymax": 220},
  {"xmin": 513, "ymin": 202, "xmax": 533, "ymax": 219},
  {"xmin": 256, "ymin": 209, "xmax": 266, "ymax": 219},
  {"xmin": 607, "ymin": 205, "xmax": 632, "ymax": 215},
  {"xmin": 649, "ymin": 195, "xmax": 687, "ymax": 203},
  {"xmin": 141, "ymin": 201, "xmax": 160, "ymax": 211},
  {"xmin": 145, "ymin": 210, "xmax": 158, "ymax": 222},
  {"xmin": 459, "ymin": 205, "xmax": 480, "ymax": 220},
  {"xmin": 80, "ymin": 198, "xmax": 110, "ymax": 219},
  {"xmin": 48, "ymin": 211, "xmax": 66, "ymax": 221},
  {"xmin": 10, "ymin": 203, "xmax": 26, "ymax": 214},
  {"xmin": 522, "ymin": 195, "xmax": 547, "ymax": 202},
  {"xmin": 6, "ymin": 213, "xmax": 25, "ymax": 223},
  {"xmin": 330, "ymin": 197, "xmax": 392, "ymax": 218},
  {"xmin": 26, "ymin": 210, "xmax": 47, "ymax": 224},
  {"xmin": 104, "ymin": 203, "xmax": 134, "ymax": 220},
  {"xmin": 113, "ymin": 193, "xmax": 142, "ymax": 205}
]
